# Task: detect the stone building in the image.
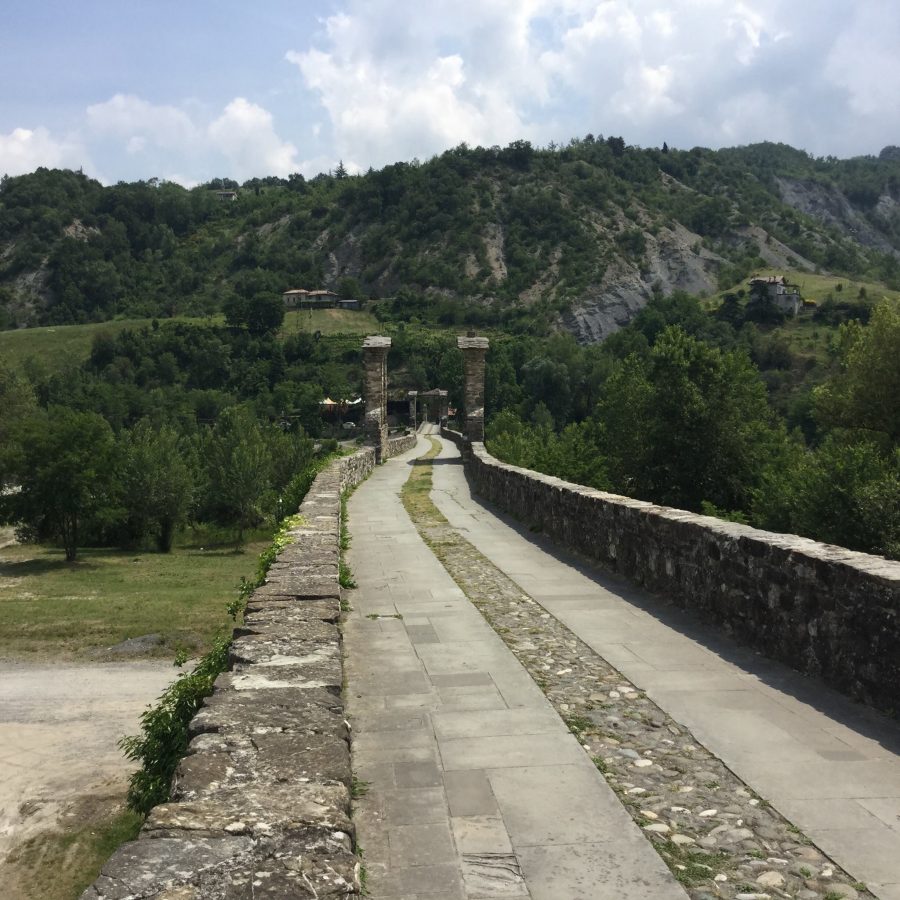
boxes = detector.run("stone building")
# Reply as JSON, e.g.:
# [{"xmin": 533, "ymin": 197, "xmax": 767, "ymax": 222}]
[{"xmin": 748, "ymin": 275, "xmax": 802, "ymax": 316}]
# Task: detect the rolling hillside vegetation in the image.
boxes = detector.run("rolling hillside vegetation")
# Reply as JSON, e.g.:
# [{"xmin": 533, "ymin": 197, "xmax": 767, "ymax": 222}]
[
  {"xmin": 1, "ymin": 138, "xmax": 898, "ymax": 560},
  {"xmin": 3, "ymin": 139, "xmax": 900, "ymax": 342}
]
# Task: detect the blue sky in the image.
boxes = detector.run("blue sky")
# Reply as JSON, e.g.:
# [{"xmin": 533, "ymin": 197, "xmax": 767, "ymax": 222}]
[{"xmin": 3, "ymin": 1, "xmax": 900, "ymax": 184}]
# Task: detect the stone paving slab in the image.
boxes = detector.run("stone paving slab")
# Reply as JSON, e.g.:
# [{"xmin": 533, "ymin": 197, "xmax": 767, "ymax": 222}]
[
  {"xmin": 430, "ymin": 433, "xmax": 900, "ymax": 899},
  {"xmin": 345, "ymin": 434, "xmax": 688, "ymax": 900}
]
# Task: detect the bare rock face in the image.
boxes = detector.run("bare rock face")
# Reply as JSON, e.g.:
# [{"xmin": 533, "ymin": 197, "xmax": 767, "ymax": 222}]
[
  {"xmin": 561, "ymin": 223, "xmax": 724, "ymax": 343},
  {"xmin": 776, "ymin": 176, "xmax": 898, "ymax": 254}
]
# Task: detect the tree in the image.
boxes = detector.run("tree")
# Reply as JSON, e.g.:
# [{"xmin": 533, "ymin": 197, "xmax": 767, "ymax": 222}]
[
  {"xmin": 0, "ymin": 362, "xmax": 37, "ymax": 488},
  {"xmin": 204, "ymin": 407, "xmax": 272, "ymax": 543},
  {"xmin": 119, "ymin": 420, "xmax": 195, "ymax": 551},
  {"xmin": 815, "ymin": 300, "xmax": 900, "ymax": 443},
  {"xmin": 223, "ymin": 291, "xmax": 285, "ymax": 336},
  {"xmin": 597, "ymin": 327, "xmax": 783, "ymax": 513},
  {"xmin": 3, "ymin": 408, "xmax": 118, "ymax": 561}
]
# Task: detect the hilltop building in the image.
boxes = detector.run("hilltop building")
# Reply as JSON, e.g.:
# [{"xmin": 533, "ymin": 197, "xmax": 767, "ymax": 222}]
[
  {"xmin": 282, "ymin": 288, "xmax": 341, "ymax": 309},
  {"xmin": 748, "ymin": 275, "xmax": 802, "ymax": 316}
]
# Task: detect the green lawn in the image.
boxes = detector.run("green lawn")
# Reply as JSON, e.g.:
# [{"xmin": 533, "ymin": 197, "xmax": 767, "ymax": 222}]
[
  {"xmin": 0, "ymin": 315, "xmax": 223, "ymax": 374},
  {"xmin": 0, "ymin": 532, "xmax": 269, "ymax": 660},
  {"xmin": 752, "ymin": 268, "xmax": 900, "ymax": 306},
  {"xmin": 0, "ymin": 308, "xmax": 379, "ymax": 374},
  {"xmin": 711, "ymin": 268, "xmax": 900, "ymax": 309},
  {"xmin": 281, "ymin": 307, "xmax": 380, "ymax": 336}
]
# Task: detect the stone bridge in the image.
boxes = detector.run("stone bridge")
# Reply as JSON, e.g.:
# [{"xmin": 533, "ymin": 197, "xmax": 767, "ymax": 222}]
[{"xmin": 86, "ymin": 336, "xmax": 900, "ymax": 900}]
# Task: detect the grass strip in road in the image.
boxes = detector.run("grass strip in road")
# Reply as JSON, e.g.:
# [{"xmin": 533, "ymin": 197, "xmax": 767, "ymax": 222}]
[{"xmin": 400, "ymin": 437, "xmax": 872, "ymax": 900}]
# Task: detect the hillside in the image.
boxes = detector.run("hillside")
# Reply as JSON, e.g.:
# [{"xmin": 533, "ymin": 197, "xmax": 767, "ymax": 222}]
[{"xmin": 3, "ymin": 140, "xmax": 900, "ymax": 342}]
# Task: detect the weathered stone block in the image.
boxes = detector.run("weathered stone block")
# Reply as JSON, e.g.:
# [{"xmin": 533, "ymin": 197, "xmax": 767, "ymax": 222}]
[
  {"xmin": 242, "ymin": 598, "xmax": 341, "ymax": 627},
  {"xmin": 82, "ymin": 835, "xmax": 358, "ymax": 899},
  {"xmin": 189, "ymin": 687, "xmax": 345, "ymax": 739},
  {"xmin": 144, "ymin": 781, "xmax": 351, "ymax": 840}
]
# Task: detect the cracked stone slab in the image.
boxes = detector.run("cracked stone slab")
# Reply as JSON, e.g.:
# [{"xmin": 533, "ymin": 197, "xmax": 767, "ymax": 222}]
[
  {"xmin": 144, "ymin": 782, "xmax": 352, "ymax": 840},
  {"xmin": 220, "ymin": 657, "xmax": 343, "ymax": 691},
  {"xmin": 82, "ymin": 835, "xmax": 358, "ymax": 899},
  {"xmin": 189, "ymin": 687, "xmax": 345, "ymax": 739},
  {"xmin": 175, "ymin": 734, "xmax": 351, "ymax": 797},
  {"xmin": 229, "ymin": 630, "xmax": 341, "ymax": 663},
  {"xmin": 461, "ymin": 852, "xmax": 529, "ymax": 898}
]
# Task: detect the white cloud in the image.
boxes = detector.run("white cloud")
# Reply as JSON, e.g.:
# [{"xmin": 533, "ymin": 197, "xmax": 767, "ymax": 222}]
[
  {"xmin": 86, "ymin": 94, "xmax": 199, "ymax": 150},
  {"xmin": 82, "ymin": 94, "xmax": 299, "ymax": 183},
  {"xmin": 288, "ymin": 0, "xmax": 900, "ymax": 164},
  {"xmin": 6, "ymin": 2, "xmax": 900, "ymax": 184},
  {"xmin": 0, "ymin": 126, "xmax": 87, "ymax": 177},
  {"xmin": 208, "ymin": 98, "xmax": 299, "ymax": 179}
]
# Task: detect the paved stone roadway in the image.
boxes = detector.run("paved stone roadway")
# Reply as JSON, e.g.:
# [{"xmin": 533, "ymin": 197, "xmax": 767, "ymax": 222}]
[{"xmin": 346, "ymin": 433, "xmax": 900, "ymax": 900}]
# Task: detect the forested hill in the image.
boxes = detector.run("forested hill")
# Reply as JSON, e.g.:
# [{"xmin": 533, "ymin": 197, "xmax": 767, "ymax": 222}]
[{"xmin": 3, "ymin": 139, "xmax": 900, "ymax": 341}]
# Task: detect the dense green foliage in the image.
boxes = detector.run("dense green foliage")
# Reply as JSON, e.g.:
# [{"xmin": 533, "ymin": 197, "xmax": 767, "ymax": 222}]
[
  {"xmin": 4, "ymin": 139, "xmax": 900, "ymax": 330},
  {"xmin": 484, "ymin": 294, "xmax": 899, "ymax": 558},
  {"xmin": 2, "ymin": 138, "xmax": 898, "ymax": 562},
  {"xmin": 119, "ymin": 631, "xmax": 232, "ymax": 814}
]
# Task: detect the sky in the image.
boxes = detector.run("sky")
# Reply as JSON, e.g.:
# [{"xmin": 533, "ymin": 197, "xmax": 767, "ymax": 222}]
[{"xmin": 2, "ymin": 0, "xmax": 899, "ymax": 185}]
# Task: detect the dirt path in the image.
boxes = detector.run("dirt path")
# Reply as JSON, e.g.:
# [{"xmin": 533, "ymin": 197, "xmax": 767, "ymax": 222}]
[{"xmin": 0, "ymin": 659, "xmax": 175, "ymax": 868}]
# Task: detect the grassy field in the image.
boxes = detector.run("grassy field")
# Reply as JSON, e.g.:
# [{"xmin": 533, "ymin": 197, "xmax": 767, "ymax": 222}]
[
  {"xmin": 281, "ymin": 307, "xmax": 380, "ymax": 336},
  {"xmin": 751, "ymin": 268, "xmax": 900, "ymax": 305},
  {"xmin": 0, "ymin": 315, "xmax": 227, "ymax": 374},
  {"xmin": 0, "ymin": 308, "xmax": 379, "ymax": 373},
  {"xmin": 0, "ymin": 318, "xmax": 156, "ymax": 373},
  {"xmin": 0, "ymin": 530, "xmax": 269, "ymax": 660}
]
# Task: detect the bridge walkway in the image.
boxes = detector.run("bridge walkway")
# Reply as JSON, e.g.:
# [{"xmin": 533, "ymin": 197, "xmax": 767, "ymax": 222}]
[
  {"xmin": 429, "ymin": 434, "xmax": 900, "ymax": 900},
  {"xmin": 344, "ymin": 433, "xmax": 686, "ymax": 900},
  {"xmin": 346, "ymin": 431, "xmax": 900, "ymax": 899}
]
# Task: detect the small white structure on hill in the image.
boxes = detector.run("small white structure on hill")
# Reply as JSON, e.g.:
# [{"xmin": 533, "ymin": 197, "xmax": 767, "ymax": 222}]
[{"xmin": 282, "ymin": 288, "xmax": 342, "ymax": 309}]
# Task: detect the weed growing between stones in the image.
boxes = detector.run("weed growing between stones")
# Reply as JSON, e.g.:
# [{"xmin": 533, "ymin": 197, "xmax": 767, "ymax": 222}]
[
  {"xmin": 339, "ymin": 487, "xmax": 359, "ymax": 591},
  {"xmin": 564, "ymin": 714, "xmax": 595, "ymax": 736},
  {"xmin": 351, "ymin": 775, "xmax": 371, "ymax": 799}
]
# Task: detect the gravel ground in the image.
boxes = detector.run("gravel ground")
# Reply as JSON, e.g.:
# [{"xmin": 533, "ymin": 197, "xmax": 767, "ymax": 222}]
[{"xmin": 0, "ymin": 659, "xmax": 175, "ymax": 865}]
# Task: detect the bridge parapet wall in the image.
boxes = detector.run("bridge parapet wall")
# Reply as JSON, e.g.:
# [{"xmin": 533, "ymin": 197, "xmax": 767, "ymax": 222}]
[
  {"xmin": 384, "ymin": 431, "xmax": 417, "ymax": 458},
  {"xmin": 83, "ymin": 448, "xmax": 375, "ymax": 899},
  {"xmin": 442, "ymin": 428, "xmax": 900, "ymax": 716}
]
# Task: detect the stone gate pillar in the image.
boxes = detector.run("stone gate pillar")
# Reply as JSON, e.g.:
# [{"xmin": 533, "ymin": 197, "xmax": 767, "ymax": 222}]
[
  {"xmin": 363, "ymin": 335, "xmax": 391, "ymax": 462},
  {"xmin": 457, "ymin": 334, "xmax": 489, "ymax": 442},
  {"xmin": 408, "ymin": 391, "xmax": 418, "ymax": 430}
]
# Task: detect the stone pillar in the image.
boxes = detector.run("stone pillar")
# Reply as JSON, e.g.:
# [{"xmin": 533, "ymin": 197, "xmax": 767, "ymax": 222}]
[
  {"xmin": 457, "ymin": 334, "xmax": 489, "ymax": 442},
  {"xmin": 363, "ymin": 336, "xmax": 391, "ymax": 462},
  {"xmin": 408, "ymin": 391, "xmax": 418, "ymax": 431}
]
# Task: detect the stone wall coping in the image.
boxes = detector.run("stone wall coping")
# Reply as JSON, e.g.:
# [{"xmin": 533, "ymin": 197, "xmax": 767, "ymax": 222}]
[
  {"xmin": 83, "ymin": 448, "xmax": 376, "ymax": 897},
  {"xmin": 469, "ymin": 442, "xmax": 900, "ymax": 583},
  {"xmin": 459, "ymin": 437, "xmax": 899, "ymax": 712},
  {"xmin": 457, "ymin": 336, "xmax": 490, "ymax": 350},
  {"xmin": 363, "ymin": 335, "xmax": 391, "ymax": 349}
]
